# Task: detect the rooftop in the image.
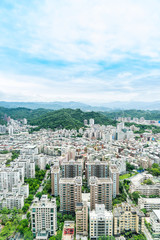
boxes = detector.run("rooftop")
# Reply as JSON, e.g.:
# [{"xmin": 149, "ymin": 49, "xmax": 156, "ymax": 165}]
[{"xmin": 153, "ymin": 210, "xmax": 160, "ymax": 220}]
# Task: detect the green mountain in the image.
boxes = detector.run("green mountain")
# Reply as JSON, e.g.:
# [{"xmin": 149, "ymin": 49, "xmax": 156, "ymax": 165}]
[
  {"xmin": 29, "ymin": 108, "xmax": 117, "ymax": 130},
  {"xmin": 0, "ymin": 107, "xmax": 51, "ymax": 125},
  {"xmin": 0, "ymin": 107, "xmax": 117, "ymax": 131}
]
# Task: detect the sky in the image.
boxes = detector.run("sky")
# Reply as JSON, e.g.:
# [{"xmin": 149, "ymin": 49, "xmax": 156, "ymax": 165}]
[{"xmin": 0, "ymin": 0, "xmax": 160, "ymax": 104}]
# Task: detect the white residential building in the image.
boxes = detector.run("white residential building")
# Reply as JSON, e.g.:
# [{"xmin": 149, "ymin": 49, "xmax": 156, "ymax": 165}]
[
  {"xmin": 138, "ymin": 197, "xmax": 160, "ymax": 211},
  {"xmin": 31, "ymin": 195, "xmax": 57, "ymax": 239},
  {"xmin": 0, "ymin": 193, "xmax": 24, "ymax": 209},
  {"xmin": 150, "ymin": 210, "xmax": 160, "ymax": 238},
  {"xmin": 90, "ymin": 204, "xmax": 113, "ymax": 240}
]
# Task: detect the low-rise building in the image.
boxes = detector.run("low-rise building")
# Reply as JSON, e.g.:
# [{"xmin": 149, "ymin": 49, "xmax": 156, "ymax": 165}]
[
  {"xmin": 138, "ymin": 197, "xmax": 160, "ymax": 211},
  {"xmin": 62, "ymin": 221, "xmax": 75, "ymax": 240},
  {"xmin": 150, "ymin": 210, "xmax": 160, "ymax": 239}
]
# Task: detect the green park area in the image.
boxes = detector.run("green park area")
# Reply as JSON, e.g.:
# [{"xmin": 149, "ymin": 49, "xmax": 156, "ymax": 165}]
[
  {"xmin": 119, "ymin": 173, "xmax": 131, "ymax": 180},
  {"xmin": 119, "ymin": 172, "xmax": 137, "ymax": 180}
]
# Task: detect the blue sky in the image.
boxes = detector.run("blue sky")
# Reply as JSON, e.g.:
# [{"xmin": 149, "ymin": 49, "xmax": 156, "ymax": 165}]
[{"xmin": 0, "ymin": 0, "xmax": 160, "ymax": 104}]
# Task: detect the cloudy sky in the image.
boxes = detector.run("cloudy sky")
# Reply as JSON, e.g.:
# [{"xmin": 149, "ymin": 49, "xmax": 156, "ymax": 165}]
[{"xmin": 0, "ymin": 0, "xmax": 160, "ymax": 104}]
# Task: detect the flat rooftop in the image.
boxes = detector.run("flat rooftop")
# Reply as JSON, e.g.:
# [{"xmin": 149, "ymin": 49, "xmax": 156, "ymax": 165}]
[
  {"xmin": 64, "ymin": 221, "xmax": 74, "ymax": 229},
  {"xmin": 153, "ymin": 210, "xmax": 160, "ymax": 220}
]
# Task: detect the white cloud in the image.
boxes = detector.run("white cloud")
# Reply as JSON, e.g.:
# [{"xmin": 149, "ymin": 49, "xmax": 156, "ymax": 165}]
[{"xmin": 0, "ymin": 0, "xmax": 160, "ymax": 102}]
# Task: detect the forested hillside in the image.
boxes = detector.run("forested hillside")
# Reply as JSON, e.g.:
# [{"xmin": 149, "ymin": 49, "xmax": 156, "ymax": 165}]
[
  {"xmin": 29, "ymin": 108, "xmax": 117, "ymax": 130},
  {"xmin": 0, "ymin": 107, "xmax": 117, "ymax": 131}
]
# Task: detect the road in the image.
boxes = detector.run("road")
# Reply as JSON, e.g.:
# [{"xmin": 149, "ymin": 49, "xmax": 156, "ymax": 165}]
[
  {"xmin": 121, "ymin": 180, "xmax": 133, "ymax": 205},
  {"xmin": 23, "ymin": 169, "xmax": 50, "ymax": 218},
  {"xmin": 38, "ymin": 169, "xmax": 50, "ymax": 192},
  {"xmin": 144, "ymin": 225, "xmax": 153, "ymax": 240}
]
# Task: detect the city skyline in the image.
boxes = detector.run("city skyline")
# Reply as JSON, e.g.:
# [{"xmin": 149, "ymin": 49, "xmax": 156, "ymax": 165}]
[{"xmin": 0, "ymin": 0, "xmax": 160, "ymax": 104}]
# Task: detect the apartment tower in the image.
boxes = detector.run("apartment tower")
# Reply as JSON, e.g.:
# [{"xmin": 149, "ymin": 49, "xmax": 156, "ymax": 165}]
[{"xmin": 89, "ymin": 176, "xmax": 113, "ymax": 211}]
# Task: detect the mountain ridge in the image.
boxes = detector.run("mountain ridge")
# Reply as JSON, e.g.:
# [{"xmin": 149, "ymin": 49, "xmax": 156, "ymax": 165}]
[{"xmin": 0, "ymin": 101, "xmax": 160, "ymax": 110}]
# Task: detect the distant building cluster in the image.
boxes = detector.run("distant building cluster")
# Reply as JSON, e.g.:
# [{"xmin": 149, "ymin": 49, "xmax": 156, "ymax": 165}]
[{"xmin": 0, "ymin": 116, "xmax": 160, "ymax": 239}]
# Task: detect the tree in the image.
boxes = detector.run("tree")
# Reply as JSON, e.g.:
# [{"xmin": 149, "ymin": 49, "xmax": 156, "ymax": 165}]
[
  {"xmin": 17, "ymin": 219, "xmax": 29, "ymax": 234},
  {"xmin": 1, "ymin": 207, "xmax": 10, "ymax": 214},
  {"xmin": 143, "ymin": 179, "xmax": 153, "ymax": 185},
  {"xmin": 131, "ymin": 233, "xmax": 147, "ymax": 240},
  {"xmin": 35, "ymin": 165, "xmax": 40, "ymax": 171},
  {"xmin": 131, "ymin": 191, "xmax": 140, "ymax": 204},
  {"xmin": 1, "ymin": 214, "xmax": 9, "ymax": 225},
  {"xmin": 22, "ymin": 203, "xmax": 30, "ymax": 213},
  {"xmin": 24, "ymin": 230, "xmax": 34, "ymax": 240},
  {"xmin": 27, "ymin": 211, "xmax": 31, "ymax": 220},
  {"xmin": 152, "ymin": 163, "xmax": 159, "ymax": 168},
  {"xmin": 141, "ymin": 208, "xmax": 147, "ymax": 214},
  {"xmin": 98, "ymin": 236, "xmax": 115, "ymax": 240},
  {"xmin": 126, "ymin": 162, "xmax": 135, "ymax": 172},
  {"xmin": 49, "ymin": 230, "xmax": 62, "ymax": 240},
  {"xmin": 36, "ymin": 191, "xmax": 42, "ymax": 200},
  {"xmin": 46, "ymin": 164, "xmax": 50, "ymax": 170}
]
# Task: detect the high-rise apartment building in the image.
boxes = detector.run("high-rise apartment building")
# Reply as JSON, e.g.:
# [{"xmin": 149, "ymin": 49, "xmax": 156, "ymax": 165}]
[
  {"xmin": 86, "ymin": 160, "xmax": 108, "ymax": 184},
  {"xmin": 0, "ymin": 193, "xmax": 24, "ymax": 209},
  {"xmin": 90, "ymin": 204, "xmax": 113, "ymax": 240},
  {"xmin": 51, "ymin": 165, "xmax": 60, "ymax": 196},
  {"xmin": 0, "ymin": 167, "xmax": 20, "ymax": 192},
  {"xmin": 59, "ymin": 176, "xmax": 82, "ymax": 213},
  {"xmin": 89, "ymin": 119, "xmax": 95, "ymax": 125},
  {"xmin": 90, "ymin": 176, "xmax": 113, "ymax": 211},
  {"xmin": 109, "ymin": 164, "xmax": 119, "ymax": 198},
  {"xmin": 84, "ymin": 119, "xmax": 88, "ymax": 125},
  {"xmin": 113, "ymin": 203, "xmax": 144, "ymax": 236},
  {"xmin": 61, "ymin": 160, "xmax": 82, "ymax": 178},
  {"xmin": 18, "ymin": 158, "xmax": 35, "ymax": 178},
  {"xmin": 31, "ymin": 195, "xmax": 57, "ymax": 239},
  {"xmin": 12, "ymin": 183, "xmax": 29, "ymax": 199},
  {"xmin": 76, "ymin": 202, "xmax": 88, "ymax": 237}
]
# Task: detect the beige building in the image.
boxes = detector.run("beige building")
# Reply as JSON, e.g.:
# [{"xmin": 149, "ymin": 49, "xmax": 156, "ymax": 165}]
[
  {"xmin": 86, "ymin": 160, "xmax": 108, "ymax": 184},
  {"xmin": 61, "ymin": 159, "xmax": 83, "ymax": 178},
  {"xmin": 90, "ymin": 204, "xmax": 113, "ymax": 240},
  {"xmin": 113, "ymin": 203, "xmax": 144, "ymax": 236},
  {"xmin": 60, "ymin": 176, "xmax": 82, "ymax": 213},
  {"xmin": 90, "ymin": 176, "xmax": 113, "ymax": 211},
  {"xmin": 76, "ymin": 202, "xmax": 88, "ymax": 237},
  {"xmin": 109, "ymin": 164, "xmax": 119, "ymax": 198},
  {"xmin": 51, "ymin": 165, "xmax": 60, "ymax": 196}
]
